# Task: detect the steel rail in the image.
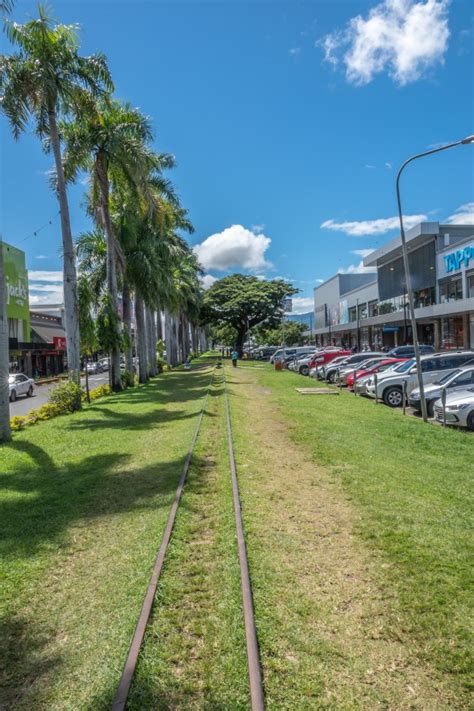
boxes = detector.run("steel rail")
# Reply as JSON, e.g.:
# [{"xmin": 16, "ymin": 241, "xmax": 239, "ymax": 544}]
[
  {"xmin": 224, "ymin": 370, "xmax": 266, "ymax": 711},
  {"xmin": 112, "ymin": 367, "xmax": 215, "ymax": 711}
]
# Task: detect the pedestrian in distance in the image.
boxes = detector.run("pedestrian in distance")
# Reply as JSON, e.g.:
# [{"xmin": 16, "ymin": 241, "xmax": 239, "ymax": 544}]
[{"xmin": 231, "ymin": 350, "xmax": 238, "ymax": 367}]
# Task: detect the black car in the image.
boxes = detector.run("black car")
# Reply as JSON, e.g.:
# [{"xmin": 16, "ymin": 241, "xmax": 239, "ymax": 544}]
[{"xmin": 388, "ymin": 344, "xmax": 435, "ymax": 358}]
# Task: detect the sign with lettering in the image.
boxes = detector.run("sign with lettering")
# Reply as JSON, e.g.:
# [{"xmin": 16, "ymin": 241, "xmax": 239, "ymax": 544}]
[
  {"xmin": 2, "ymin": 243, "xmax": 30, "ymax": 336},
  {"xmin": 53, "ymin": 336, "xmax": 67, "ymax": 351},
  {"xmin": 444, "ymin": 245, "xmax": 474, "ymax": 273}
]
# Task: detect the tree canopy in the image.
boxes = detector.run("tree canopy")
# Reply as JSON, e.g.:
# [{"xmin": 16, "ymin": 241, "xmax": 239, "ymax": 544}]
[{"xmin": 201, "ymin": 274, "xmax": 297, "ymax": 354}]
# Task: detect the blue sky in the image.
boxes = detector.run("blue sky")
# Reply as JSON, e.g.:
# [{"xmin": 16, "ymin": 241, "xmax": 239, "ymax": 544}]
[{"xmin": 1, "ymin": 0, "xmax": 473, "ymax": 312}]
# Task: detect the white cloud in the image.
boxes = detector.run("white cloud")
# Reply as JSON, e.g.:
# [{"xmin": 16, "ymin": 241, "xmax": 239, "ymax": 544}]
[
  {"xmin": 365, "ymin": 164, "xmax": 376, "ymax": 169},
  {"xmin": 35, "ymin": 255, "xmax": 49, "ymax": 260},
  {"xmin": 251, "ymin": 223, "xmax": 265, "ymax": 234},
  {"xmin": 338, "ymin": 261, "xmax": 377, "ymax": 274},
  {"xmin": 28, "ymin": 271, "xmax": 63, "ymax": 282},
  {"xmin": 200, "ymin": 274, "xmax": 218, "ymax": 290},
  {"xmin": 385, "ymin": 161, "xmax": 392, "ymax": 169},
  {"xmin": 290, "ymin": 296, "xmax": 314, "ymax": 313},
  {"xmin": 320, "ymin": 0, "xmax": 450, "ymax": 86},
  {"xmin": 28, "ymin": 271, "xmax": 63, "ymax": 304},
  {"xmin": 193, "ymin": 225, "xmax": 271, "ymax": 272},
  {"xmin": 315, "ymin": 278, "xmax": 324, "ymax": 283},
  {"xmin": 352, "ymin": 248, "xmax": 376, "ymax": 258},
  {"xmin": 321, "ymin": 213, "xmax": 427, "ymax": 236},
  {"xmin": 445, "ymin": 202, "xmax": 474, "ymax": 225},
  {"xmin": 289, "ymin": 47, "xmax": 301, "ymax": 56}
]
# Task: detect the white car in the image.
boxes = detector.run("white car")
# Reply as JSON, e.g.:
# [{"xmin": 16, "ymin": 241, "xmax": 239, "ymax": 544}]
[
  {"xmin": 365, "ymin": 352, "xmax": 474, "ymax": 407},
  {"xmin": 9, "ymin": 373, "xmax": 35, "ymax": 402},
  {"xmin": 409, "ymin": 366, "xmax": 474, "ymax": 417},
  {"xmin": 433, "ymin": 388, "xmax": 474, "ymax": 430}
]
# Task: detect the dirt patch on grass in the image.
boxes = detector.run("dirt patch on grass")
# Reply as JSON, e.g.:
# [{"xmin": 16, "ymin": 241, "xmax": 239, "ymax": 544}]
[{"xmin": 227, "ymin": 367, "xmax": 462, "ymax": 710}]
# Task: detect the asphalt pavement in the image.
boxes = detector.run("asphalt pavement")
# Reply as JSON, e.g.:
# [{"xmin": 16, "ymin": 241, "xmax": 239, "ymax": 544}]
[{"xmin": 10, "ymin": 373, "xmax": 110, "ymax": 417}]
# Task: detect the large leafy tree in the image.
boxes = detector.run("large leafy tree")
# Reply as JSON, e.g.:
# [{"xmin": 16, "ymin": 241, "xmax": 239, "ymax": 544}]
[
  {"xmin": 201, "ymin": 275, "xmax": 297, "ymax": 355},
  {"xmin": 0, "ymin": 5, "xmax": 112, "ymax": 382}
]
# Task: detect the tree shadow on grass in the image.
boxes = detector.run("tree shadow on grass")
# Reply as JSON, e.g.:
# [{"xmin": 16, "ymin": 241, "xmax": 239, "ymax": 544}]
[{"xmin": 0, "ymin": 614, "xmax": 61, "ymax": 710}]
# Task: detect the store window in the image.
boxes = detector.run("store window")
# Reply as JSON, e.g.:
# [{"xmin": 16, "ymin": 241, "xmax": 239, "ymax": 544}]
[
  {"xmin": 414, "ymin": 287, "xmax": 436, "ymax": 308},
  {"xmin": 349, "ymin": 307, "xmax": 357, "ymax": 322},
  {"xmin": 440, "ymin": 277, "xmax": 463, "ymax": 303},
  {"xmin": 358, "ymin": 303, "xmax": 368, "ymax": 320},
  {"xmin": 368, "ymin": 300, "xmax": 378, "ymax": 317},
  {"xmin": 467, "ymin": 272, "xmax": 474, "ymax": 299},
  {"xmin": 441, "ymin": 316, "xmax": 465, "ymax": 349}
]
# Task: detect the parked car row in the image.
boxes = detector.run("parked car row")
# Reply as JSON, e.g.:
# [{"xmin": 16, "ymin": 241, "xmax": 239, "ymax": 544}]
[{"xmin": 284, "ymin": 346, "xmax": 474, "ymax": 431}]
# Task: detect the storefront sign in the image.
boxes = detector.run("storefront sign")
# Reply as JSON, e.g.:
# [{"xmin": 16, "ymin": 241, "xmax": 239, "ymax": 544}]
[
  {"xmin": 444, "ymin": 245, "xmax": 474, "ymax": 273},
  {"xmin": 53, "ymin": 336, "xmax": 67, "ymax": 351},
  {"xmin": 383, "ymin": 326, "xmax": 399, "ymax": 333},
  {"xmin": 2, "ymin": 242, "xmax": 30, "ymax": 337}
]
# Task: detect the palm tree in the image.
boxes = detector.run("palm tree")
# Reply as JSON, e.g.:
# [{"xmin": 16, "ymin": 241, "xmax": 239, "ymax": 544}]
[
  {"xmin": 0, "ymin": 239, "xmax": 11, "ymax": 442},
  {"xmin": 62, "ymin": 99, "xmax": 163, "ymax": 390},
  {"xmin": 0, "ymin": 6, "xmax": 112, "ymax": 382}
]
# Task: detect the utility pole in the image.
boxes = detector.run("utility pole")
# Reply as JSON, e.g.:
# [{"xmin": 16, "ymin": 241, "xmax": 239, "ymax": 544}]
[{"xmin": 0, "ymin": 238, "xmax": 11, "ymax": 441}]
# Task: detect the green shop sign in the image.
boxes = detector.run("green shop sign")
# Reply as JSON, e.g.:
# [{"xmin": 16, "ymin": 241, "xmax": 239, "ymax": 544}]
[{"xmin": 2, "ymin": 241, "xmax": 30, "ymax": 330}]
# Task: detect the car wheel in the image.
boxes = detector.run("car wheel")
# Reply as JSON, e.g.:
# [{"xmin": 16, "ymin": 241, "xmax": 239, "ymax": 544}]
[
  {"xmin": 427, "ymin": 399, "xmax": 435, "ymax": 418},
  {"xmin": 10, "ymin": 389, "xmax": 17, "ymax": 403},
  {"xmin": 383, "ymin": 386, "xmax": 403, "ymax": 407},
  {"xmin": 27, "ymin": 385, "xmax": 34, "ymax": 397},
  {"xmin": 467, "ymin": 412, "xmax": 474, "ymax": 432},
  {"xmin": 299, "ymin": 365, "xmax": 309, "ymax": 376},
  {"xmin": 327, "ymin": 371, "xmax": 336, "ymax": 383}
]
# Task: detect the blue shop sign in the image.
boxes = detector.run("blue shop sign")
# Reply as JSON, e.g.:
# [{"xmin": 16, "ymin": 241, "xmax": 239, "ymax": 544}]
[
  {"xmin": 444, "ymin": 245, "xmax": 474, "ymax": 273},
  {"xmin": 383, "ymin": 326, "xmax": 400, "ymax": 333}
]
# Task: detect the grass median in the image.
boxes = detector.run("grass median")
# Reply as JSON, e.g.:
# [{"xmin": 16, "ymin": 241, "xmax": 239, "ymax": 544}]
[
  {"xmin": 0, "ymin": 367, "xmax": 214, "ymax": 709},
  {"xmin": 227, "ymin": 362, "xmax": 473, "ymax": 709}
]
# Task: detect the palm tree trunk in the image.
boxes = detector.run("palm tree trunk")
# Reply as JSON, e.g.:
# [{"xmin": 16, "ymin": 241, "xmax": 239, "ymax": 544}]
[
  {"xmin": 122, "ymin": 280, "xmax": 134, "ymax": 379},
  {"xmin": 145, "ymin": 305, "xmax": 155, "ymax": 377},
  {"xmin": 164, "ymin": 310, "xmax": 172, "ymax": 367},
  {"xmin": 48, "ymin": 109, "xmax": 80, "ymax": 384},
  {"xmin": 135, "ymin": 294, "xmax": 148, "ymax": 384},
  {"xmin": 0, "ymin": 241, "xmax": 11, "ymax": 442},
  {"xmin": 95, "ymin": 151, "xmax": 122, "ymax": 391},
  {"xmin": 156, "ymin": 306, "xmax": 163, "ymax": 343}
]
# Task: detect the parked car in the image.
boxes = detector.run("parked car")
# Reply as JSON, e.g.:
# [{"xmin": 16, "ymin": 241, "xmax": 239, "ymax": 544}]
[
  {"xmin": 338, "ymin": 355, "xmax": 387, "ymax": 385},
  {"xmin": 353, "ymin": 359, "xmax": 408, "ymax": 395},
  {"xmin": 86, "ymin": 361, "xmax": 103, "ymax": 374},
  {"xmin": 310, "ymin": 354, "xmax": 350, "ymax": 380},
  {"xmin": 271, "ymin": 346, "xmax": 317, "ymax": 364},
  {"xmin": 323, "ymin": 352, "xmax": 383, "ymax": 384},
  {"xmin": 388, "ymin": 344, "xmax": 435, "ymax": 358},
  {"xmin": 291, "ymin": 352, "xmax": 320, "ymax": 375},
  {"xmin": 409, "ymin": 365, "xmax": 474, "ymax": 417},
  {"xmin": 98, "ymin": 357, "xmax": 110, "ymax": 371},
  {"xmin": 433, "ymin": 388, "xmax": 474, "ymax": 430},
  {"xmin": 9, "ymin": 373, "xmax": 35, "ymax": 402},
  {"xmin": 309, "ymin": 349, "xmax": 352, "ymax": 377},
  {"xmin": 365, "ymin": 351, "xmax": 474, "ymax": 407},
  {"xmin": 346, "ymin": 358, "xmax": 405, "ymax": 389}
]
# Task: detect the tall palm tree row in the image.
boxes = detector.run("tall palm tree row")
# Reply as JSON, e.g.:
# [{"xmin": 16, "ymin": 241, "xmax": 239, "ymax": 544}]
[
  {"xmin": 1, "ymin": 5, "xmax": 204, "ymax": 424},
  {"xmin": 0, "ymin": 6, "xmax": 113, "ymax": 383}
]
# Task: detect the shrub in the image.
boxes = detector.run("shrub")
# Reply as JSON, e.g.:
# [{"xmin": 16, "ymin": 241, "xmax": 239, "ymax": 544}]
[
  {"xmin": 88, "ymin": 384, "xmax": 110, "ymax": 401},
  {"xmin": 121, "ymin": 370, "xmax": 134, "ymax": 388},
  {"xmin": 10, "ymin": 416, "xmax": 27, "ymax": 431},
  {"xmin": 49, "ymin": 380, "xmax": 83, "ymax": 413}
]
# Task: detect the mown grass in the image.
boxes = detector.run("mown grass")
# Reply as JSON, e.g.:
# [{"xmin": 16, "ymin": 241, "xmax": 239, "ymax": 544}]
[
  {"xmin": 0, "ymin": 367, "xmax": 215, "ymax": 709},
  {"xmin": 128, "ymin": 372, "xmax": 249, "ymax": 709},
  {"xmin": 228, "ymin": 362, "xmax": 473, "ymax": 708}
]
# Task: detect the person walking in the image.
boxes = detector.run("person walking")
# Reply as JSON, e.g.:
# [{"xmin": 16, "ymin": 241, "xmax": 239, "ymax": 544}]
[{"xmin": 231, "ymin": 350, "xmax": 238, "ymax": 367}]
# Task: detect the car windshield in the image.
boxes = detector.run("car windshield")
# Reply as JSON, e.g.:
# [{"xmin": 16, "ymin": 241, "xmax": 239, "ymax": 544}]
[
  {"xmin": 435, "ymin": 369, "xmax": 462, "ymax": 385},
  {"xmin": 395, "ymin": 358, "xmax": 415, "ymax": 373}
]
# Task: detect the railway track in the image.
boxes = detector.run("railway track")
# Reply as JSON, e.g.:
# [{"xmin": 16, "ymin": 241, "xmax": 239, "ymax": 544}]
[{"xmin": 112, "ymin": 364, "xmax": 265, "ymax": 711}]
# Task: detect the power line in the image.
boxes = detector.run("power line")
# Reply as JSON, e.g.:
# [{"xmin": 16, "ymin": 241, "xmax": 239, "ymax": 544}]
[{"xmin": 17, "ymin": 211, "xmax": 60, "ymax": 245}]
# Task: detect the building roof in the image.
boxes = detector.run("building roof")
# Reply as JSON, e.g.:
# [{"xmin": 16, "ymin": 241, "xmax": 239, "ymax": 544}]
[
  {"xmin": 363, "ymin": 222, "xmax": 440, "ymax": 268},
  {"xmin": 31, "ymin": 323, "xmax": 65, "ymax": 344}
]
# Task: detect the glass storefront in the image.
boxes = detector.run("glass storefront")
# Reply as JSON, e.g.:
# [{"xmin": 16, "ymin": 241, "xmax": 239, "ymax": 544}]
[
  {"xmin": 440, "ymin": 277, "xmax": 463, "ymax": 303},
  {"xmin": 441, "ymin": 316, "xmax": 464, "ymax": 349},
  {"xmin": 468, "ymin": 272, "xmax": 474, "ymax": 299},
  {"xmin": 470, "ymin": 314, "xmax": 474, "ymax": 349}
]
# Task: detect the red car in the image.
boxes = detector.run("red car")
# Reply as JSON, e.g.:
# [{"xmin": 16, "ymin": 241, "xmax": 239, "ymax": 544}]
[
  {"xmin": 346, "ymin": 358, "xmax": 406, "ymax": 389},
  {"xmin": 309, "ymin": 349, "xmax": 352, "ymax": 369}
]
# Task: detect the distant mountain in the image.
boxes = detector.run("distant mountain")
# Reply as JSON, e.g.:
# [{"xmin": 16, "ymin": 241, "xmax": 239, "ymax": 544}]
[{"xmin": 285, "ymin": 311, "xmax": 313, "ymax": 327}]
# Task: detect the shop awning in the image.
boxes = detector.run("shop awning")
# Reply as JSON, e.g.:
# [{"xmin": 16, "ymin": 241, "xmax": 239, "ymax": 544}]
[{"xmin": 31, "ymin": 324, "xmax": 66, "ymax": 344}]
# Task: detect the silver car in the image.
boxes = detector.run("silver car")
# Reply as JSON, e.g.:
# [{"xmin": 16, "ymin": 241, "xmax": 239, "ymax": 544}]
[
  {"xmin": 433, "ymin": 388, "xmax": 474, "ymax": 430},
  {"xmin": 9, "ymin": 373, "xmax": 35, "ymax": 402},
  {"xmin": 409, "ymin": 366, "xmax": 474, "ymax": 417}
]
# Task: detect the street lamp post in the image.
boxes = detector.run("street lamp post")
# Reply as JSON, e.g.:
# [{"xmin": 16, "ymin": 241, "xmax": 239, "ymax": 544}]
[{"xmin": 396, "ymin": 134, "xmax": 474, "ymax": 423}]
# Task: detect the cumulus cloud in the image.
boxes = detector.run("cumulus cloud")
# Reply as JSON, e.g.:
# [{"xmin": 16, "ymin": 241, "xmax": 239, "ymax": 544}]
[
  {"xmin": 28, "ymin": 270, "xmax": 63, "ymax": 304},
  {"xmin": 445, "ymin": 202, "xmax": 474, "ymax": 225},
  {"xmin": 290, "ymin": 296, "xmax": 314, "ymax": 313},
  {"xmin": 351, "ymin": 248, "xmax": 376, "ymax": 258},
  {"xmin": 193, "ymin": 225, "xmax": 271, "ymax": 272},
  {"xmin": 321, "ymin": 213, "xmax": 427, "ymax": 236},
  {"xmin": 338, "ymin": 261, "xmax": 377, "ymax": 274},
  {"xmin": 200, "ymin": 274, "xmax": 218, "ymax": 290},
  {"xmin": 320, "ymin": 0, "xmax": 450, "ymax": 86}
]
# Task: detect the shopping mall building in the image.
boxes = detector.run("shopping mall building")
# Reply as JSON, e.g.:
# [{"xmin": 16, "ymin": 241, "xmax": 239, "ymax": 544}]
[
  {"xmin": 313, "ymin": 221, "xmax": 474, "ymax": 350},
  {"xmin": 4, "ymin": 241, "xmax": 67, "ymax": 376}
]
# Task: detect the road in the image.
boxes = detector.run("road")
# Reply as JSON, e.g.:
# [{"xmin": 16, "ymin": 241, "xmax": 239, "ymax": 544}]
[{"xmin": 10, "ymin": 373, "xmax": 110, "ymax": 417}]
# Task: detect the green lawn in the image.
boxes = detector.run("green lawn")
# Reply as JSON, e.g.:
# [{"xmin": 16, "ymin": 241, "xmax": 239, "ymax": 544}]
[
  {"xmin": 1, "ymin": 359, "xmax": 472, "ymax": 709},
  {"xmin": 227, "ymin": 363, "xmax": 473, "ymax": 708},
  {"xmin": 0, "ymin": 367, "xmax": 215, "ymax": 709}
]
